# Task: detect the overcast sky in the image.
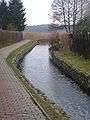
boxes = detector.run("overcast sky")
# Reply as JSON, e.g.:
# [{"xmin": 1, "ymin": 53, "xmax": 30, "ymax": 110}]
[
  {"xmin": 22, "ymin": 0, "xmax": 53, "ymax": 26},
  {"xmin": 6, "ymin": 0, "xmax": 53, "ymax": 25}
]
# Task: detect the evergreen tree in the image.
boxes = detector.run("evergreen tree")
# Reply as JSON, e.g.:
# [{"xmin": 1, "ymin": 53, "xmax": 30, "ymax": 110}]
[
  {"xmin": 9, "ymin": 0, "xmax": 26, "ymax": 31},
  {"xmin": 0, "ymin": 0, "xmax": 9, "ymax": 30}
]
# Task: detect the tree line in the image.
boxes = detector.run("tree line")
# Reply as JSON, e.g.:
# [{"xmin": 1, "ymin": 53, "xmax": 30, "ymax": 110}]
[
  {"xmin": 51, "ymin": 0, "xmax": 90, "ymax": 59},
  {"xmin": 0, "ymin": 0, "xmax": 26, "ymax": 31}
]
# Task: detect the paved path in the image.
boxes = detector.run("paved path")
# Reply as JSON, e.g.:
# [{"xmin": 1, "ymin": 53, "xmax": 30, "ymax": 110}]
[{"xmin": 0, "ymin": 40, "xmax": 46, "ymax": 120}]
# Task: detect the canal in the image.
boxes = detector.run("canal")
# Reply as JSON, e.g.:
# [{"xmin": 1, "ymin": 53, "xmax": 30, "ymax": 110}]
[{"xmin": 21, "ymin": 44, "xmax": 90, "ymax": 120}]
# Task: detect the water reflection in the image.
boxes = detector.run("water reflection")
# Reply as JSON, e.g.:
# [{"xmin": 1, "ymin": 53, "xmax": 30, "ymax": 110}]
[{"xmin": 22, "ymin": 44, "xmax": 90, "ymax": 120}]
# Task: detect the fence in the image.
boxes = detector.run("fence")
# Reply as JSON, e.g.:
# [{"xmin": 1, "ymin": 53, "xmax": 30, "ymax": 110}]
[
  {"xmin": 0, "ymin": 30, "xmax": 71, "ymax": 51},
  {"xmin": 0, "ymin": 30, "xmax": 23, "ymax": 48}
]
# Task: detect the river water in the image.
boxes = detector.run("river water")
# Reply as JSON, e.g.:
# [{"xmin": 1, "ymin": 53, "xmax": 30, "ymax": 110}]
[{"xmin": 21, "ymin": 44, "xmax": 90, "ymax": 120}]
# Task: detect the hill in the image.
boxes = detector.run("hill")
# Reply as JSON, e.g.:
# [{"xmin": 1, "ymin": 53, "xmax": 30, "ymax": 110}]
[{"xmin": 24, "ymin": 24, "xmax": 66, "ymax": 32}]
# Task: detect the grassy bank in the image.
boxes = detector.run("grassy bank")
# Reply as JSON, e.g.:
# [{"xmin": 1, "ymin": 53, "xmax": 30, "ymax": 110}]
[
  {"xmin": 6, "ymin": 41, "xmax": 69, "ymax": 120},
  {"xmin": 54, "ymin": 50, "xmax": 90, "ymax": 76}
]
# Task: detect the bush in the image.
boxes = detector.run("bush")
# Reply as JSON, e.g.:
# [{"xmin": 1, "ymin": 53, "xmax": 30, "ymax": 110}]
[
  {"xmin": 49, "ymin": 32, "xmax": 60, "ymax": 51},
  {"xmin": 72, "ymin": 27, "xmax": 90, "ymax": 59}
]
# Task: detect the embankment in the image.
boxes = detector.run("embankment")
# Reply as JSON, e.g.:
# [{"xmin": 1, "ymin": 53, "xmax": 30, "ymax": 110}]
[{"xmin": 49, "ymin": 51, "xmax": 90, "ymax": 94}]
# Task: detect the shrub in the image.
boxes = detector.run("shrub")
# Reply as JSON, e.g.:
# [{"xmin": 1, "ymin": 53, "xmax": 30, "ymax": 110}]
[{"xmin": 72, "ymin": 26, "xmax": 90, "ymax": 59}]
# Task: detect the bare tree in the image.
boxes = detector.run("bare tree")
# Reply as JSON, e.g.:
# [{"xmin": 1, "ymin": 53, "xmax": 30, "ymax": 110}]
[
  {"xmin": 61, "ymin": 0, "xmax": 68, "ymax": 32},
  {"xmin": 51, "ymin": 0, "xmax": 68, "ymax": 32},
  {"xmin": 67, "ymin": 0, "xmax": 71, "ymax": 32},
  {"xmin": 84, "ymin": 1, "xmax": 90, "ymax": 19},
  {"xmin": 51, "ymin": 0, "xmax": 88, "ymax": 33}
]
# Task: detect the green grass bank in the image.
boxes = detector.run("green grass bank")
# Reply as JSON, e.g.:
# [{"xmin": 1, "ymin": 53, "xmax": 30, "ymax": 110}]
[{"xmin": 49, "ymin": 50, "xmax": 90, "ymax": 93}]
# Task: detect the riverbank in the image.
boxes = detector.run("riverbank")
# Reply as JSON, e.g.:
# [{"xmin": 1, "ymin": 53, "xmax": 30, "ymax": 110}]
[
  {"xmin": 6, "ymin": 41, "xmax": 69, "ymax": 120},
  {"xmin": 49, "ymin": 50, "xmax": 90, "ymax": 93}
]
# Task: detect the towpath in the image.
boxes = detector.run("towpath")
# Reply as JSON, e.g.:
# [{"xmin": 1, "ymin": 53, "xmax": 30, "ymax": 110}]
[{"xmin": 0, "ymin": 40, "xmax": 46, "ymax": 120}]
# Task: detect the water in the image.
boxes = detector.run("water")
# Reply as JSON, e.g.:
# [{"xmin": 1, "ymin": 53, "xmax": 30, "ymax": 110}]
[{"xmin": 22, "ymin": 44, "xmax": 90, "ymax": 120}]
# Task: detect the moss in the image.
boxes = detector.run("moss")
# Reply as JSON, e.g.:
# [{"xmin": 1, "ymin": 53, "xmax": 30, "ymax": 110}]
[
  {"xmin": 6, "ymin": 41, "xmax": 69, "ymax": 120},
  {"xmin": 55, "ymin": 50, "xmax": 90, "ymax": 76}
]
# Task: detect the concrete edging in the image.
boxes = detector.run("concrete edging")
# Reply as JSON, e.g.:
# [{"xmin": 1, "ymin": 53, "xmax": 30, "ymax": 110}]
[
  {"xmin": 49, "ymin": 51, "xmax": 90, "ymax": 94},
  {"xmin": 14, "ymin": 43, "xmax": 51, "ymax": 120}
]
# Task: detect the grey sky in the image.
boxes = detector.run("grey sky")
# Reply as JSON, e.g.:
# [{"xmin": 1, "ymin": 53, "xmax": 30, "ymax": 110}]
[
  {"xmin": 22, "ymin": 0, "xmax": 53, "ymax": 25},
  {"xmin": 6, "ymin": 0, "xmax": 53, "ymax": 25}
]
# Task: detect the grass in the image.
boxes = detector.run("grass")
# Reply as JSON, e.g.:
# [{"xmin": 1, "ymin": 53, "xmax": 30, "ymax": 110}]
[
  {"xmin": 54, "ymin": 50, "xmax": 90, "ymax": 76},
  {"xmin": 6, "ymin": 41, "xmax": 69, "ymax": 120}
]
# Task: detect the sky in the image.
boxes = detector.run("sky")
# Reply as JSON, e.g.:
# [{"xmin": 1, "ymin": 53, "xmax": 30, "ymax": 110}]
[
  {"xmin": 6, "ymin": 0, "xmax": 53, "ymax": 26},
  {"xmin": 22, "ymin": 0, "xmax": 53, "ymax": 26}
]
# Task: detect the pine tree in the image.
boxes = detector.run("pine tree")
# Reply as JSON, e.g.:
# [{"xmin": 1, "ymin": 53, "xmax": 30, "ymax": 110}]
[
  {"xmin": 0, "ymin": 0, "xmax": 9, "ymax": 30},
  {"xmin": 9, "ymin": 0, "xmax": 26, "ymax": 31}
]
